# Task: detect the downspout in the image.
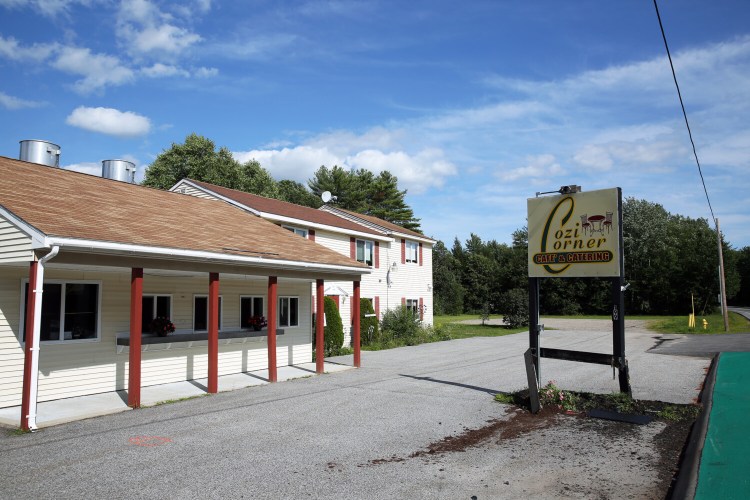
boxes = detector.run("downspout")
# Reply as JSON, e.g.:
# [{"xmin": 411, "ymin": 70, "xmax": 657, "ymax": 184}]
[{"xmin": 26, "ymin": 245, "xmax": 59, "ymax": 431}]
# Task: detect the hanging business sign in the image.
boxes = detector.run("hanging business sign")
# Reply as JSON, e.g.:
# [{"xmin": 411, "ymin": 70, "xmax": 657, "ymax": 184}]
[{"xmin": 528, "ymin": 187, "xmax": 622, "ymax": 278}]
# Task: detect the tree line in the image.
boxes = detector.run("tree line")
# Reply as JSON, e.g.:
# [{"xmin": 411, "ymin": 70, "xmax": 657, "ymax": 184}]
[
  {"xmin": 142, "ymin": 134, "xmax": 420, "ymax": 231},
  {"xmin": 142, "ymin": 135, "xmax": 750, "ymax": 315},
  {"xmin": 435, "ymin": 197, "xmax": 747, "ymax": 317}
]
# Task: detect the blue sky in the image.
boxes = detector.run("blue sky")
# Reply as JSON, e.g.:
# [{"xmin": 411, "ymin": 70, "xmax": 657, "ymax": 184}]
[{"xmin": 1, "ymin": 0, "xmax": 749, "ymax": 248}]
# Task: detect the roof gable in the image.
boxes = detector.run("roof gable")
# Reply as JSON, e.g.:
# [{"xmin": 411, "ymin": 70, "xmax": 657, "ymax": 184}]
[{"xmin": 182, "ymin": 179, "xmax": 383, "ymax": 237}]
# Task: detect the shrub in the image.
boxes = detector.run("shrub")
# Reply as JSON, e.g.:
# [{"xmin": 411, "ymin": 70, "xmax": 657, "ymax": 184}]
[
  {"xmin": 381, "ymin": 305, "xmax": 421, "ymax": 341},
  {"xmin": 323, "ymin": 296, "xmax": 344, "ymax": 356},
  {"xmin": 501, "ymin": 288, "xmax": 529, "ymax": 328},
  {"xmin": 359, "ymin": 298, "xmax": 380, "ymax": 346}
]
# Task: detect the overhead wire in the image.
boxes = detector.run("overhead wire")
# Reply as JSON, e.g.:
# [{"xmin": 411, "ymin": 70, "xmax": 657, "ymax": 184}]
[{"xmin": 652, "ymin": 0, "xmax": 716, "ymax": 224}]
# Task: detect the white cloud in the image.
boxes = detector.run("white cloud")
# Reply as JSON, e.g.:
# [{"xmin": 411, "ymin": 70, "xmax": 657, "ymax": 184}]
[
  {"xmin": 0, "ymin": 91, "xmax": 45, "ymax": 109},
  {"xmin": 234, "ymin": 145, "xmax": 342, "ymax": 182},
  {"xmin": 52, "ymin": 46, "xmax": 135, "ymax": 93},
  {"xmin": 117, "ymin": 0, "xmax": 202, "ymax": 58},
  {"xmin": 129, "ymin": 24, "xmax": 201, "ymax": 55},
  {"xmin": 347, "ymin": 148, "xmax": 457, "ymax": 193},
  {"xmin": 65, "ymin": 106, "xmax": 151, "ymax": 137},
  {"xmin": 0, "ymin": 35, "xmax": 57, "ymax": 62},
  {"xmin": 141, "ymin": 63, "xmax": 189, "ymax": 78},
  {"xmin": 205, "ymin": 34, "xmax": 298, "ymax": 61},
  {"xmin": 62, "ymin": 161, "xmax": 101, "ymax": 176},
  {"xmin": 235, "ymin": 137, "xmax": 457, "ymax": 195},
  {"xmin": 0, "ymin": 0, "xmax": 93, "ymax": 16},
  {"xmin": 194, "ymin": 66, "xmax": 218, "ymax": 78},
  {"xmin": 500, "ymin": 154, "xmax": 564, "ymax": 181}
]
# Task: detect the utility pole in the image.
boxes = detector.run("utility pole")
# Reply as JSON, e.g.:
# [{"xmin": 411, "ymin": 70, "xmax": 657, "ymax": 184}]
[{"xmin": 716, "ymin": 218, "xmax": 730, "ymax": 332}]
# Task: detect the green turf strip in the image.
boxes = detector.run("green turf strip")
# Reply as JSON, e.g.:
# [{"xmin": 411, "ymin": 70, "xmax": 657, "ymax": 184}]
[{"xmin": 695, "ymin": 352, "xmax": 750, "ymax": 499}]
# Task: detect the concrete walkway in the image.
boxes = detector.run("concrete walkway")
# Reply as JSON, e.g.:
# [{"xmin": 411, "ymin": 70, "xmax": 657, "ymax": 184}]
[{"xmin": 0, "ymin": 362, "xmax": 352, "ymax": 429}]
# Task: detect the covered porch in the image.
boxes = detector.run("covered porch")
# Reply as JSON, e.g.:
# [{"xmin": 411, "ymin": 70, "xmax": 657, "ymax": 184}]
[
  {"xmin": 1, "ymin": 361, "xmax": 353, "ymax": 429},
  {"xmin": 15, "ymin": 247, "xmax": 365, "ymax": 431}
]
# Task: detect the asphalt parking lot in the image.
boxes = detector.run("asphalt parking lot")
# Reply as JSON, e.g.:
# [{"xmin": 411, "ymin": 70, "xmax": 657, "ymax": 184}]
[{"xmin": 0, "ymin": 320, "xmax": 711, "ymax": 499}]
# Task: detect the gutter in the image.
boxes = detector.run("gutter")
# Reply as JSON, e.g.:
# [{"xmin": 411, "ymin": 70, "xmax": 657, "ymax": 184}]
[
  {"xmin": 25, "ymin": 245, "xmax": 59, "ymax": 431},
  {"xmin": 44, "ymin": 237, "xmax": 371, "ymax": 275}
]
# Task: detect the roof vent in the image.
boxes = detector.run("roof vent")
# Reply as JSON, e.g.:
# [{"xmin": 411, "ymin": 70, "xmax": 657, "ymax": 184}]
[
  {"xmin": 19, "ymin": 139, "xmax": 60, "ymax": 167},
  {"xmin": 101, "ymin": 159, "xmax": 136, "ymax": 183}
]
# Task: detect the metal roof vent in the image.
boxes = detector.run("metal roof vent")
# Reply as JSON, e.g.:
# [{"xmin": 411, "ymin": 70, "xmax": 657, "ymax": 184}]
[
  {"xmin": 101, "ymin": 159, "xmax": 136, "ymax": 183},
  {"xmin": 19, "ymin": 140, "xmax": 60, "ymax": 167}
]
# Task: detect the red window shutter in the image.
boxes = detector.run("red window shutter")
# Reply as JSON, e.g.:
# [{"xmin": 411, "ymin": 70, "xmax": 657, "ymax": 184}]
[
  {"xmin": 419, "ymin": 242, "xmax": 423, "ymax": 266},
  {"xmin": 401, "ymin": 297, "xmax": 406, "ymax": 306},
  {"xmin": 308, "ymin": 229, "xmax": 316, "ymax": 242},
  {"xmin": 331, "ymin": 295, "xmax": 340, "ymax": 309},
  {"xmin": 419, "ymin": 297, "xmax": 424, "ymax": 321},
  {"xmin": 401, "ymin": 239, "xmax": 406, "ymax": 264},
  {"xmin": 374, "ymin": 241, "xmax": 380, "ymax": 268},
  {"xmin": 311, "ymin": 294, "xmax": 316, "ymax": 314},
  {"xmin": 350, "ymin": 237, "xmax": 356, "ymax": 259},
  {"xmin": 374, "ymin": 296, "xmax": 380, "ymax": 319}
]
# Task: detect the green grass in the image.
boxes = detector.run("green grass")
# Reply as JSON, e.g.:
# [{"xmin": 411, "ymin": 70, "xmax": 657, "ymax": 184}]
[
  {"xmin": 647, "ymin": 311, "xmax": 749, "ymax": 334},
  {"xmin": 434, "ymin": 314, "xmax": 495, "ymax": 326},
  {"xmin": 434, "ymin": 314, "xmax": 527, "ymax": 338},
  {"xmin": 437, "ymin": 322, "xmax": 526, "ymax": 339}
]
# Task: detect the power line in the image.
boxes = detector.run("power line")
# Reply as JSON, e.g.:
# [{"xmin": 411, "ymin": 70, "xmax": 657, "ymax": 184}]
[{"xmin": 652, "ymin": 0, "xmax": 716, "ymax": 224}]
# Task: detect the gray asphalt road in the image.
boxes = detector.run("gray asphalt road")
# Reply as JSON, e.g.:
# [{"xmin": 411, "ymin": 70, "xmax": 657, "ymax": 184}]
[{"xmin": 0, "ymin": 322, "xmax": 708, "ymax": 499}]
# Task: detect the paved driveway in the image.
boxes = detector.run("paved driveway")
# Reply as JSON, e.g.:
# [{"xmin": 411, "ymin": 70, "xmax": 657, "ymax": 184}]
[{"xmin": 0, "ymin": 321, "xmax": 708, "ymax": 499}]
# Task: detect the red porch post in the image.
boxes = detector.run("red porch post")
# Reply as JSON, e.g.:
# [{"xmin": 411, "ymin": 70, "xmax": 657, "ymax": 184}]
[
  {"xmin": 353, "ymin": 280, "xmax": 361, "ymax": 368},
  {"xmin": 20, "ymin": 261, "xmax": 38, "ymax": 430},
  {"xmin": 267, "ymin": 276, "xmax": 278, "ymax": 382},
  {"xmin": 316, "ymin": 279, "xmax": 325, "ymax": 374},
  {"xmin": 208, "ymin": 272, "xmax": 219, "ymax": 393},
  {"xmin": 128, "ymin": 268, "xmax": 143, "ymax": 408}
]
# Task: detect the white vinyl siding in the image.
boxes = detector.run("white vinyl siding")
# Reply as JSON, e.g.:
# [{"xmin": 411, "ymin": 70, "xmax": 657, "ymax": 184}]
[
  {"xmin": 0, "ymin": 215, "xmax": 33, "ymax": 263},
  {"xmin": 173, "ymin": 182, "xmax": 221, "ymax": 200},
  {"xmin": 0, "ymin": 268, "xmax": 313, "ymax": 409}
]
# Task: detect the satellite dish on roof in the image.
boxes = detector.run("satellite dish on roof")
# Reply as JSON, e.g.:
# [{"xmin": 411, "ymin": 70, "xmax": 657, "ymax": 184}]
[{"xmin": 321, "ymin": 191, "xmax": 332, "ymax": 203}]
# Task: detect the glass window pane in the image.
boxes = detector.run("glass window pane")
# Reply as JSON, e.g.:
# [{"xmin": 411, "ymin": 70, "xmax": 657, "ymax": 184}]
[
  {"xmin": 253, "ymin": 297, "xmax": 264, "ymax": 317},
  {"xmin": 279, "ymin": 298, "xmax": 289, "ymax": 327},
  {"xmin": 64, "ymin": 284, "xmax": 98, "ymax": 339},
  {"xmin": 241, "ymin": 297, "xmax": 252, "ymax": 329},
  {"xmin": 156, "ymin": 296, "xmax": 171, "ymax": 318},
  {"xmin": 23, "ymin": 283, "xmax": 63, "ymax": 342},
  {"xmin": 142, "ymin": 296, "xmax": 154, "ymax": 333},
  {"xmin": 356, "ymin": 240, "xmax": 364, "ymax": 262},
  {"xmin": 290, "ymin": 298, "xmax": 299, "ymax": 326},
  {"xmin": 194, "ymin": 297, "xmax": 207, "ymax": 331}
]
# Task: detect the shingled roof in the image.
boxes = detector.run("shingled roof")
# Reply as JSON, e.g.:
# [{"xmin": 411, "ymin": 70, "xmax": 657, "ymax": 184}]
[
  {"xmin": 184, "ymin": 179, "xmax": 383, "ymax": 236},
  {"xmin": 0, "ymin": 156, "xmax": 368, "ymax": 272},
  {"xmin": 322, "ymin": 206, "xmax": 432, "ymax": 241}
]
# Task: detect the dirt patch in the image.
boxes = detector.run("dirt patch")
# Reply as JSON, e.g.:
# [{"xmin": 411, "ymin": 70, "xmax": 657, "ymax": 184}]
[{"xmin": 360, "ymin": 394, "xmax": 699, "ymax": 497}]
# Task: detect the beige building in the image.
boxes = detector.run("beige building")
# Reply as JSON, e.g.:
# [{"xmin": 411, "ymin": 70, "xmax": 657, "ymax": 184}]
[{"xmin": 0, "ymin": 156, "xmax": 368, "ymax": 429}]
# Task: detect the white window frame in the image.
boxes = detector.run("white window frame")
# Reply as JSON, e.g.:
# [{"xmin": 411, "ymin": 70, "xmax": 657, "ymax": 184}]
[
  {"xmin": 282, "ymin": 225, "xmax": 308, "ymax": 238},
  {"xmin": 405, "ymin": 241, "xmax": 419, "ymax": 264},
  {"xmin": 240, "ymin": 295, "xmax": 265, "ymax": 329},
  {"xmin": 356, "ymin": 239, "xmax": 374, "ymax": 267},
  {"xmin": 278, "ymin": 296, "xmax": 299, "ymax": 328},
  {"xmin": 19, "ymin": 279, "xmax": 102, "ymax": 344},
  {"xmin": 193, "ymin": 294, "xmax": 223, "ymax": 332},
  {"xmin": 142, "ymin": 294, "xmax": 173, "ymax": 333}
]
